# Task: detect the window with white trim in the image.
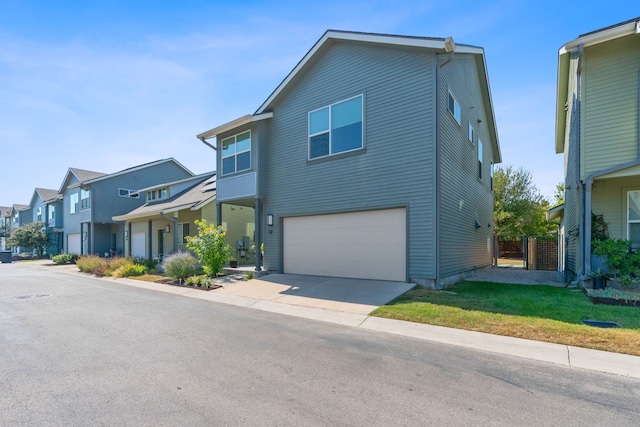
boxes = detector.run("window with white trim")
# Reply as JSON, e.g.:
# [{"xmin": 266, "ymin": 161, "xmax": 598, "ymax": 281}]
[
  {"xmin": 146, "ymin": 187, "xmax": 168, "ymax": 202},
  {"xmin": 490, "ymin": 162, "xmax": 494, "ymax": 191},
  {"xmin": 477, "ymin": 140, "xmax": 483, "ymax": 180},
  {"xmin": 49, "ymin": 205, "xmax": 55, "ymax": 221},
  {"xmin": 80, "ymin": 188, "xmax": 90, "ymax": 209},
  {"xmin": 222, "ymin": 130, "xmax": 251, "ymax": 175},
  {"xmin": 70, "ymin": 193, "xmax": 79, "ymax": 214},
  {"xmin": 118, "ymin": 188, "xmax": 139, "ymax": 199},
  {"xmin": 177, "ymin": 222, "xmax": 190, "ymax": 244},
  {"xmin": 468, "ymin": 123, "xmax": 474, "ymax": 144},
  {"xmin": 37, "ymin": 207, "xmax": 42, "ymax": 222},
  {"xmin": 309, "ymin": 95, "xmax": 363, "ymax": 159},
  {"xmin": 448, "ymin": 92, "xmax": 461, "ymax": 125},
  {"xmin": 627, "ymin": 190, "xmax": 640, "ymax": 246}
]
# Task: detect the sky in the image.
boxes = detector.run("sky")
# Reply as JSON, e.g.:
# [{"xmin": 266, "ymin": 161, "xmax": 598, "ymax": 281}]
[{"xmin": 0, "ymin": 0, "xmax": 638, "ymax": 207}]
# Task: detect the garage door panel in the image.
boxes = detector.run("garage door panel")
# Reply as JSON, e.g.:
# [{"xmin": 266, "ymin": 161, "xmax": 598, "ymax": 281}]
[
  {"xmin": 283, "ymin": 208, "xmax": 406, "ymax": 281},
  {"xmin": 67, "ymin": 233, "xmax": 81, "ymax": 255}
]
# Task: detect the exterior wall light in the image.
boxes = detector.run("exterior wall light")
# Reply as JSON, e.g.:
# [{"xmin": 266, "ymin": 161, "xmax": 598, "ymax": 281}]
[
  {"xmin": 267, "ymin": 214, "xmax": 274, "ymax": 226},
  {"xmin": 165, "ymin": 225, "xmax": 170, "ymax": 233}
]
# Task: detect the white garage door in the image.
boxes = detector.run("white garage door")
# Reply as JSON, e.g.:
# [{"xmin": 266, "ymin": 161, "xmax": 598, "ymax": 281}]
[
  {"xmin": 67, "ymin": 233, "xmax": 81, "ymax": 255},
  {"xmin": 131, "ymin": 232, "xmax": 146, "ymax": 259},
  {"xmin": 283, "ymin": 208, "xmax": 406, "ymax": 281}
]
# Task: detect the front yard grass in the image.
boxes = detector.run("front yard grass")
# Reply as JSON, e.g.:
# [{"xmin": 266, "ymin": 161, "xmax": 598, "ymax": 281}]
[{"xmin": 371, "ymin": 281, "xmax": 640, "ymax": 356}]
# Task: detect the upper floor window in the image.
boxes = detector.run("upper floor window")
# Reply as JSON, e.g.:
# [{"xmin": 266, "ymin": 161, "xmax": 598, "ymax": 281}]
[
  {"xmin": 468, "ymin": 123, "xmax": 475, "ymax": 144},
  {"xmin": 490, "ymin": 162, "xmax": 494, "ymax": 191},
  {"xmin": 118, "ymin": 188, "xmax": 139, "ymax": 199},
  {"xmin": 146, "ymin": 187, "xmax": 168, "ymax": 202},
  {"xmin": 80, "ymin": 188, "xmax": 90, "ymax": 209},
  {"xmin": 478, "ymin": 140, "xmax": 483, "ymax": 180},
  {"xmin": 222, "ymin": 130, "xmax": 251, "ymax": 175},
  {"xmin": 70, "ymin": 193, "xmax": 79, "ymax": 214},
  {"xmin": 448, "ymin": 92, "xmax": 461, "ymax": 125},
  {"xmin": 37, "ymin": 207, "xmax": 42, "ymax": 221},
  {"xmin": 49, "ymin": 205, "xmax": 55, "ymax": 221},
  {"xmin": 309, "ymin": 95, "xmax": 363, "ymax": 159}
]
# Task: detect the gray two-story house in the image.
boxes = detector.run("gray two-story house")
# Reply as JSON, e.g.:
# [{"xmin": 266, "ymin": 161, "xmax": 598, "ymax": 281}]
[
  {"xmin": 198, "ymin": 30, "xmax": 501, "ymax": 288},
  {"xmin": 59, "ymin": 159, "xmax": 194, "ymax": 256},
  {"xmin": 27, "ymin": 188, "xmax": 63, "ymax": 255},
  {"xmin": 555, "ymin": 17, "xmax": 640, "ymax": 283}
]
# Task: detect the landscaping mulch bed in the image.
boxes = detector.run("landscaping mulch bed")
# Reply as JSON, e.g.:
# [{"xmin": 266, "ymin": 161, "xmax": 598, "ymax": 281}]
[{"xmin": 584, "ymin": 288, "xmax": 640, "ymax": 307}]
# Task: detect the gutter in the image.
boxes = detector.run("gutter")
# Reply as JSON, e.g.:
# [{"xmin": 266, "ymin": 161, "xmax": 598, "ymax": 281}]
[{"xmin": 199, "ymin": 137, "xmax": 217, "ymax": 151}]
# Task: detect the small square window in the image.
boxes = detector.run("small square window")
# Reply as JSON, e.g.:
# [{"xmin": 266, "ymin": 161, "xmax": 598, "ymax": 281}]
[{"xmin": 448, "ymin": 92, "xmax": 461, "ymax": 125}]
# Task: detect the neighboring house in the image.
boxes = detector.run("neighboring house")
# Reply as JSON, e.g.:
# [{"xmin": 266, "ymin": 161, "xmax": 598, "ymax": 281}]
[
  {"xmin": 555, "ymin": 17, "xmax": 640, "ymax": 283},
  {"xmin": 0, "ymin": 206, "xmax": 11, "ymax": 251},
  {"xmin": 113, "ymin": 173, "xmax": 257, "ymax": 263},
  {"xmin": 26, "ymin": 188, "xmax": 63, "ymax": 256},
  {"xmin": 197, "ymin": 30, "xmax": 501, "ymax": 287},
  {"xmin": 9, "ymin": 204, "xmax": 29, "ymax": 254},
  {"xmin": 59, "ymin": 158, "xmax": 194, "ymax": 256}
]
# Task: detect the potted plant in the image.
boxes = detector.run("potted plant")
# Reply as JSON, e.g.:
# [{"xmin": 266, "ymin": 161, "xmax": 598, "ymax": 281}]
[
  {"xmin": 229, "ymin": 258, "xmax": 238, "ymax": 268},
  {"xmin": 589, "ymin": 269, "xmax": 608, "ymax": 289}
]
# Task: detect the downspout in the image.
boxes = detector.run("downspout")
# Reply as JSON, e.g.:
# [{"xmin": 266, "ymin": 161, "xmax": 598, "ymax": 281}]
[
  {"xmin": 199, "ymin": 137, "xmax": 217, "ymax": 152},
  {"xmin": 434, "ymin": 52, "xmax": 445, "ymax": 289},
  {"xmin": 573, "ymin": 44, "xmax": 587, "ymax": 286},
  {"xmin": 200, "ymin": 136, "xmax": 223, "ymax": 228},
  {"xmin": 160, "ymin": 212, "xmax": 178, "ymax": 255}
]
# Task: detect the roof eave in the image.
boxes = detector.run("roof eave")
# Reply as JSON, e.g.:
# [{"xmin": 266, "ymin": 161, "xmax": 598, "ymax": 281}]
[{"xmin": 197, "ymin": 113, "xmax": 273, "ymax": 141}]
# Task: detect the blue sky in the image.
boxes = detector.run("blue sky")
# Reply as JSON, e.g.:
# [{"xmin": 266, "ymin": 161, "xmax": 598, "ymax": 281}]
[{"xmin": 1, "ymin": 0, "xmax": 638, "ymax": 207}]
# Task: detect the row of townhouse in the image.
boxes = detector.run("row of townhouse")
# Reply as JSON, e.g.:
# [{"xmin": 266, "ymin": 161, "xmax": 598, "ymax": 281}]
[
  {"xmin": 1, "ymin": 158, "xmax": 255, "ymax": 264},
  {"xmin": 5, "ymin": 19, "xmax": 635, "ymax": 285}
]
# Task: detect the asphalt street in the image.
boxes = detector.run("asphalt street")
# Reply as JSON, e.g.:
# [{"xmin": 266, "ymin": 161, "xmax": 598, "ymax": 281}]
[{"xmin": 1, "ymin": 262, "xmax": 639, "ymax": 426}]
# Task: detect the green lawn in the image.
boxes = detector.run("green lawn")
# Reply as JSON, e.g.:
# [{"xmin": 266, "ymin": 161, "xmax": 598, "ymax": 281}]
[{"xmin": 371, "ymin": 281, "xmax": 640, "ymax": 356}]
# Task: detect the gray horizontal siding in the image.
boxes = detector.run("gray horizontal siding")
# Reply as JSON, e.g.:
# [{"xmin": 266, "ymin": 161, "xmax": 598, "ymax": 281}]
[
  {"xmin": 438, "ymin": 56, "xmax": 495, "ymax": 278},
  {"xmin": 263, "ymin": 42, "xmax": 436, "ymax": 279},
  {"xmin": 583, "ymin": 34, "xmax": 640, "ymax": 177}
]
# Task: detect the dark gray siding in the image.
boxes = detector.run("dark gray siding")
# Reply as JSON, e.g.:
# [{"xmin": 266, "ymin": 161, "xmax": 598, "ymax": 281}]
[
  {"xmin": 62, "ymin": 175, "xmax": 83, "ymax": 242},
  {"xmin": 438, "ymin": 56, "xmax": 495, "ymax": 277},
  {"xmin": 262, "ymin": 42, "xmax": 437, "ymax": 279},
  {"xmin": 91, "ymin": 162, "xmax": 192, "ymax": 223}
]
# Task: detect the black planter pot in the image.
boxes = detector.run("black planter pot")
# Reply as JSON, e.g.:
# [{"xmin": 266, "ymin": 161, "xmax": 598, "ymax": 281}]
[
  {"xmin": 229, "ymin": 261, "xmax": 238, "ymax": 268},
  {"xmin": 593, "ymin": 276, "xmax": 606, "ymax": 289}
]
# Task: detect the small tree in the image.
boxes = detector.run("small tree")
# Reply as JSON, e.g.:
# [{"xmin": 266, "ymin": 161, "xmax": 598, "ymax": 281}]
[
  {"xmin": 7, "ymin": 222, "xmax": 51, "ymax": 256},
  {"xmin": 185, "ymin": 220, "xmax": 232, "ymax": 277}
]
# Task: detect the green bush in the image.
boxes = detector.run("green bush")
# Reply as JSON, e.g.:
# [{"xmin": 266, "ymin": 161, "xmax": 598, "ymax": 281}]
[
  {"xmin": 134, "ymin": 257, "xmax": 159, "ymax": 270},
  {"xmin": 104, "ymin": 257, "xmax": 132, "ymax": 277},
  {"xmin": 111, "ymin": 261, "xmax": 147, "ymax": 278},
  {"xmin": 161, "ymin": 252, "xmax": 198, "ymax": 279},
  {"xmin": 52, "ymin": 253, "xmax": 76, "ymax": 264},
  {"xmin": 186, "ymin": 220, "xmax": 232, "ymax": 277},
  {"xmin": 76, "ymin": 255, "xmax": 108, "ymax": 275},
  {"xmin": 184, "ymin": 275, "xmax": 212, "ymax": 288},
  {"xmin": 592, "ymin": 238, "xmax": 640, "ymax": 288}
]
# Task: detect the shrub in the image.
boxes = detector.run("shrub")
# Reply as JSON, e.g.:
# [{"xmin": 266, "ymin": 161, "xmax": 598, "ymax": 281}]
[
  {"xmin": 134, "ymin": 257, "xmax": 159, "ymax": 270},
  {"xmin": 184, "ymin": 275, "xmax": 212, "ymax": 288},
  {"xmin": 592, "ymin": 238, "xmax": 640, "ymax": 288},
  {"xmin": 186, "ymin": 220, "xmax": 232, "ymax": 277},
  {"xmin": 161, "ymin": 252, "xmax": 198, "ymax": 280},
  {"xmin": 104, "ymin": 257, "xmax": 132, "ymax": 277},
  {"xmin": 76, "ymin": 255, "xmax": 108, "ymax": 275},
  {"xmin": 111, "ymin": 261, "xmax": 147, "ymax": 278},
  {"xmin": 52, "ymin": 253, "xmax": 76, "ymax": 264}
]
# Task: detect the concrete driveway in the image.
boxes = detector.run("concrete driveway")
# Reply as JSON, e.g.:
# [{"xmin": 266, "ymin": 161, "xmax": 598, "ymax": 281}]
[{"xmin": 214, "ymin": 274, "xmax": 416, "ymax": 314}]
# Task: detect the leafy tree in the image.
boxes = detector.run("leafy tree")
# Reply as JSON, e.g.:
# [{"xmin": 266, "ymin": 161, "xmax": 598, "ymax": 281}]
[
  {"xmin": 7, "ymin": 222, "xmax": 51, "ymax": 256},
  {"xmin": 553, "ymin": 182, "xmax": 565, "ymax": 206},
  {"xmin": 494, "ymin": 166, "xmax": 555, "ymax": 236},
  {"xmin": 185, "ymin": 219, "xmax": 232, "ymax": 277}
]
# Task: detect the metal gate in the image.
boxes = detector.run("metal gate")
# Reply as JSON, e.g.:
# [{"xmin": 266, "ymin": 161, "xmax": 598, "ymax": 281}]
[{"xmin": 494, "ymin": 234, "xmax": 559, "ymax": 271}]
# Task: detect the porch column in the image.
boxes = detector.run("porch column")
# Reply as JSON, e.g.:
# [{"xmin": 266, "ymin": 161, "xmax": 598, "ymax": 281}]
[
  {"xmin": 216, "ymin": 202, "xmax": 222, "ymax": 227},
  {"xmin": 254, "ymin": 198, "xmax": 262, "ymax": 272}
]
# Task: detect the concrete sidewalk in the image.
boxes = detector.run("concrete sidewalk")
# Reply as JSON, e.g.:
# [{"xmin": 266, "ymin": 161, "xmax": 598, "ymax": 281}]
[{"xmin": 33, "ymin": 261, "xmax": 640, "ymax": 379}]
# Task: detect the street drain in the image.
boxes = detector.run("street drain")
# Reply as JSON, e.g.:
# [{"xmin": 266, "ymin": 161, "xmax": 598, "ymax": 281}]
[
  {"xmin": 581, "ymin": 319, "xmax": 622, "ymax": 328},
  {"xmin": 14, "ymin": 294, "xmax": 51, "ymax": 300}
]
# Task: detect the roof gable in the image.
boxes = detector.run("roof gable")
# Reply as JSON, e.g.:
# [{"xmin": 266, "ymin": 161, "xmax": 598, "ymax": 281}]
[{"xmin": 255, "ymin": 30, "xmax": 483, "ymax": 115}]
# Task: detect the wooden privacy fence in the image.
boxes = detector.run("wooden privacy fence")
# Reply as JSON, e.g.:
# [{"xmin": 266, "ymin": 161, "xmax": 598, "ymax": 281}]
[{"xmin": 494, "ymin": 234, "xmax": 558, "ymax": 271}]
